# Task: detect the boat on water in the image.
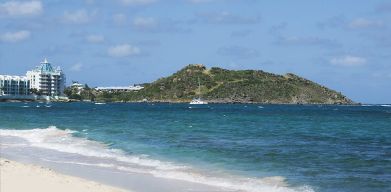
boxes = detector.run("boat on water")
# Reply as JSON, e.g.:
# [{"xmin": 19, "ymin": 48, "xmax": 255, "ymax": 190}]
[
  {"xmin": 94, "ymin": 102, "xmax": 106, "ymax": 105},
  {"xmin": 190, "ymin": 78, "xmax": 208, "ymax": 105}
]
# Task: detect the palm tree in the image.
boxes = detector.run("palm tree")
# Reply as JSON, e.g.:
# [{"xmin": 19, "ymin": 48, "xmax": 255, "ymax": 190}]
[{"xmin": 29, "ymin": 88, "xmax": 42, "ymax": 96}]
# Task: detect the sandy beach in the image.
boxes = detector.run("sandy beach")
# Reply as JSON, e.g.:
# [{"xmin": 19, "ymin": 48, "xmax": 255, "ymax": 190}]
[{"xmin": 0, "ymin": 158, "xmax": 128, "ymax": 192}]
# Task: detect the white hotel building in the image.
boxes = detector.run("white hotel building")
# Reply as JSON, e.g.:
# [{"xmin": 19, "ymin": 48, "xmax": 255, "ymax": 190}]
[
  {"xmin": 0, "ymin": 75, "xmax": 30, "ymax": 96},
  {"xmin": 0, "ymin": 58, "xmax": 66, "ymax": 98},
  {"xmin": 26, "ymin": 58, "xmax": 66, "ymax": 96}
]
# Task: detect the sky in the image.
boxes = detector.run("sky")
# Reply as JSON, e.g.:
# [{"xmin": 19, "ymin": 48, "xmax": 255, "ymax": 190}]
[{"xmin": 0, "ymin": 0, "xmax": 390, "ymax": 104}]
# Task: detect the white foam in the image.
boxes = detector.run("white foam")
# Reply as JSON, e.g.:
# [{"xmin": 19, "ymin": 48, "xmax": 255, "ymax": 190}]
[
  {"xmin": 0, "ymin": 126, "xmax": 183, "ymax": 171},
  {"xmin": 0, "ymin": 126, "xmax": 314, "ymax": 192}
]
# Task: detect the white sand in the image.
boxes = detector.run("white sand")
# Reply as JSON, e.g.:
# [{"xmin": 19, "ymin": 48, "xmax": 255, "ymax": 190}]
[{"xmin": 0, "ymin": 158, "xmax": 129, "ymax": 192}]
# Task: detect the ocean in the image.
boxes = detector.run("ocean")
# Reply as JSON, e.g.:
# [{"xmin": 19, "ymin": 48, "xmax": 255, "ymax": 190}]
[{"xmin": 0, "ymin": 102, "xmax": 390, "ymax": 192}]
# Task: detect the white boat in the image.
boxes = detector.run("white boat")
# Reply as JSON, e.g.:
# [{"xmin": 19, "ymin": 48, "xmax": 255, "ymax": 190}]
[
  {"xmin": 94, "ymin": 102, "xmax": 106, "ymax": 105},
  {"xmin": 190, "ymin": 78, "xmax": 208, "ymax": 105}
]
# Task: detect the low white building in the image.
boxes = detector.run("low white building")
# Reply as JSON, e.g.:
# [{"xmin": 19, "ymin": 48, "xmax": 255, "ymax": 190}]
[
  {"xmin": 0, "ymin": 75, "xmax": 30, "ymax": 96},
  {"xmin": 26, "ymin": 58, "xmax": 66, "ymax": 96},
  {"xmin": 71, "ymin": 82, "xmax": 86, "ymax": 89},
  {"xmin": 95, "ymin": 85, "xmax": 144, "ymax": 92}
]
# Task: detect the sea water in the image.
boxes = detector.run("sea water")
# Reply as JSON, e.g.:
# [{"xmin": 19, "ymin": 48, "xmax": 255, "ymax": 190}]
[{"xmin": 0, "ymin": 102, "xmax": 390, "ymax": 192}]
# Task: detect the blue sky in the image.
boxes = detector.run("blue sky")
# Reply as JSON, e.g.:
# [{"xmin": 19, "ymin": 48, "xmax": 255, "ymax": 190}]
[{"xmin": 0, "ymin": 0, "xmax": 390, "ymax": 103}]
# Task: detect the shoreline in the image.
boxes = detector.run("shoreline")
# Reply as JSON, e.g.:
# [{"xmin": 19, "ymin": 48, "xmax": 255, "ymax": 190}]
[
  {"xmin": 0, "ymin": 158, "xmax": 128, "ymax": 192},
  {"xmin": 0, "ymin": 99, "xmax": 362, "ymax": 105},
  {"xmin": 0, "ymin": 134, "xmax": 232, "ymax": 192},
  {"xmin": 0, "ymin": 129, "xmax": 309, "ymax": 192}
]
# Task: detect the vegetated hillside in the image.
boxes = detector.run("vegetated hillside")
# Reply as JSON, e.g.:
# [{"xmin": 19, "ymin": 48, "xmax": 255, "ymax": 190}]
[{"xmin": 99, "ymin": 64, "xmax": 353, "ymax": 104}]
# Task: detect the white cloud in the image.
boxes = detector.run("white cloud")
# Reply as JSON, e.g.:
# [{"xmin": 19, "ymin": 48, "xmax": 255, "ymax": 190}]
[
  {"xmin": 119, "ymin": 0, "xmax": 157, "ymax": 6},
  {"xmin": 0, "ymin": 1, "xmax": 42, "ymax": 17},
  {"xmin": 348, "ymin": 18, "xmax": 384, "ymax": 29},
  {"xmin": 70, "ymin": 63, "xmax": 83, "ymax": 72},
  {"xmin": 86, "ymin": 35, "xmax": 104, "ymax": 43},
  {"xmin": 0, "ymin": 30, "xmax": 30, "ymax": 42},
  {"xmin": 132, "ymin": 17, "xmax": 158, "ymax": 30},
  {"xmin": 63, "ymin": 10, "xmax": 94, "ymax": 24},
  {"xmin": 107, "ymin": 44, "xmax": 141, "ymax": 57},
  {"xmin": 319, "ymin": 16, "xmax": 385, "ymax": 31},
  {"xmin": 330, "ymin": 55, "xmax": 367, "ymax": 66}
]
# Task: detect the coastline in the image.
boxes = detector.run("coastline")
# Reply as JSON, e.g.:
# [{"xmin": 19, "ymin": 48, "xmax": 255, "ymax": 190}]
[
  {"xmin": 0, "ymin": 126, "xmax": 316, "ymax": 192},
  {"xmin": 0, "ymin": 158, "xmax": 128, "ymax": 192},
  {"xmin": 0, "ymin": 133, "xmax": 231, "ymax": 192},
  {"xmin": 0, "ymin": 98, "xmax": 360, "ymax": 105}
]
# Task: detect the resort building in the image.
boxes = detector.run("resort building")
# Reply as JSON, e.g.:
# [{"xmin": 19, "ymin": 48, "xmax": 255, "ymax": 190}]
[
  {"xmin": 26, "ymin": 58, "xmax": 66, "ymax": 96},
  {"xmin": 0, "ymin": 75, "xmax": 30, "ymax": 96},
  {"xmin": 70, "ymin": 81, "xmax": 87, "ymax": 95},
  {"xmin": 0, "ymin": 58, "xmax": 66, "ymax": 99}
]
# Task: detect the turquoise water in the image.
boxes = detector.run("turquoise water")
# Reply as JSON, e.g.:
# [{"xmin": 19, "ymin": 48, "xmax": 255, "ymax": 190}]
[{"xmin": 0, "ymin": 102, "xmax": 390, "ymax": 192}]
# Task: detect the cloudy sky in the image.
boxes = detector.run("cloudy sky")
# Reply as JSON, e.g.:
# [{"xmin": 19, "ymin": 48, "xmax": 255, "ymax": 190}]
[{"xmin": 0, "ymin": 0, "xmax": 390, "ymax": 103}]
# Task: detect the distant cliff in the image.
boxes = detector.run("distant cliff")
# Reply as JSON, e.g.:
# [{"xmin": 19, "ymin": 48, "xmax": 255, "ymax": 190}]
[{"xmin": 96, "ymin": 64, "xmax": 353, "ymax": 104}]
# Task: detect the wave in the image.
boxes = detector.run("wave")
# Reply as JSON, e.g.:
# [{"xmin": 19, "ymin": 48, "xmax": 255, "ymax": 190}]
[
  {"xmin": 0, "ymin": 126, "xmax": 314, "ymax": 192},
  {"xmin": 359, "ymin": 104, "xmax": 391, "ymax": 107}
]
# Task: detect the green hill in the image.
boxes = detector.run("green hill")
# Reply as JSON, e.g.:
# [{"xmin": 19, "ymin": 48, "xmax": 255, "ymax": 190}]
[{"xmin": 97, "ymin": 64, "xmax": 353, "ymax": 104}]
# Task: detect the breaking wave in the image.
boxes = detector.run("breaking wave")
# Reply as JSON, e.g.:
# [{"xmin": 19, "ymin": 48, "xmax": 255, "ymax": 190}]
[{"xmin": 0, "ymin": 126, "xmax": 314, "ymax": 192}]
